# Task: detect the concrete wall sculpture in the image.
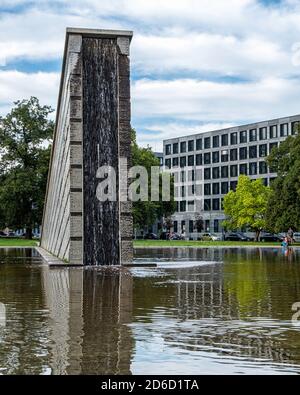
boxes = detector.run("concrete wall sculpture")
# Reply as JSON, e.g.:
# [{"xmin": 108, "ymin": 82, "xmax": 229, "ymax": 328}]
[{"xmin": 41, "ymin": 28, "xmax": 133, "ymax": 265}]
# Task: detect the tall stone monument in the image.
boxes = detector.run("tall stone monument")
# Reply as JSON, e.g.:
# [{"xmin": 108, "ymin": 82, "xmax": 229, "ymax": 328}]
[{"xmin": 41, "ymin": 28, "xmax": 133, "ymax": 266}]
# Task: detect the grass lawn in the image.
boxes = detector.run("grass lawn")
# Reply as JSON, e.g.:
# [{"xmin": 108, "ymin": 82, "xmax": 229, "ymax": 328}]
[
  {"xmin": 133, "ymin": 240, "xmax": 299, "ymax": 248},
  {"xmin": 0, "ymin": 238, "xmax": 39, "ymax": 247}
]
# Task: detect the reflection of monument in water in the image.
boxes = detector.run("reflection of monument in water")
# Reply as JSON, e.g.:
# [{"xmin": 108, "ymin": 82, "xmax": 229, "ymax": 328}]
[{"xmin": 42, "ymin": 267, "xmax": 134, "ymax": 375}]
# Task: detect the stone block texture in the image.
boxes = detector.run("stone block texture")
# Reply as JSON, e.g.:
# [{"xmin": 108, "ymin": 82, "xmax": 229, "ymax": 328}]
[{"xmin": 41, "ymin": 28, "xmax": 133, "ymax": 265}]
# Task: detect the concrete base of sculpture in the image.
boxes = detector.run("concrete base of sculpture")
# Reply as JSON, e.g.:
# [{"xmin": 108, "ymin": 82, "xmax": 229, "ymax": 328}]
[{"xmin": 41, "ymin": 28, "xmax": 133, "ymax": 266}]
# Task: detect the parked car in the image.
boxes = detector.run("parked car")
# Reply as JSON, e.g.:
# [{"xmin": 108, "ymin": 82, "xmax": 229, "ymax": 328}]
[
  {"xmin": 170, "ymin": 233, "xmax": 184, "ymax": 241},
  {"xmin": 201, "ymin": 233, "xmax": 222, "ymax": 241},
  {"xmin": 293, "ymin": 233, "xmax": 300, "ymax": 243},
  {"xmin": 144, "ymin": 233, "xmax": 158, "ymax": 240},
  {"xmin": 7, "ymin": 231, "xmax": 16, "ymax": 237},
  {"xmin": 260, "ymin": 233, "xmax": 283, "ymax": 242},
  {"xmin": 0, "ymin": 231, "xmax": 7, "ymax": 237},
  {"xmin": 225, "ymin": 232, "xmax": 250, "ymax": 241}
]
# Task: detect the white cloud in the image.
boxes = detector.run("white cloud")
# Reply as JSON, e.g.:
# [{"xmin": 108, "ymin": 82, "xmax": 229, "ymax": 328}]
[
  {"xmin": 0, "ymin": 70, "xmax": 59, "ymax": 114},
  {"xmin": 1, "ymin": 0, "xmax": 300, "ymax": 150},
  {"xmin": 132, "ymin": 77, "xmax": 300, "ymax": 123}
]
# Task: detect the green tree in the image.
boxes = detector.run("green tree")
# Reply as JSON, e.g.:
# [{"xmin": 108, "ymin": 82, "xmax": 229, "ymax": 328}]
[
  {"xmin": 223, "ymin": 175, "xmax": 271, "ymax": 241},
  {"xmin": 131, "ymin": 130, "xmax": 176, "ymax": 232},
  {"xmin": 266, "ymin": 131, "xmax": 300, "ymax": 232},
  {"xmin": 0, "ymin": 97, "xmax": 53, "ymax": 238}
]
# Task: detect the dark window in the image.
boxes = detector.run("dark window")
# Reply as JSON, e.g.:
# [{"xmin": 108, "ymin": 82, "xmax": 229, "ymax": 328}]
[
  {"xmin": 181, "ymin": 171, "xmax": 185, "ymax": 182},
  {"xmin": 204, "ymin": 137, "xmax": 211, "ymax": 149},
  {"xmin": 221, "ymin": 166, "xmax": 228, "ymax": 178},
  {"xmin": 174, "ymin": 221, "xmax": 178, "ymax": 233},
  {"xmin": 165, "ymin": 159, "xmax": 171, "ymax": 168},
  {"xmin": 263, "ymin": 178, "xmax": 268, "ymax": 187},
  {"xmin": 230, "ymin": 149, "xmax": 238, "ymax": 161},
  {"xmin": 180, "ymin": 201, "xmax": 186, "ymax": 212},
  {"xmin": 212, "ymin": 198, "xmax": 220, "ymax": 211},
  {"xmin": 230, "ymin": 165, "xmax": 238, "ymax": 177},
  {"xmin": 181, "ymin": 220, "xmax": 186, "ymax": 231},
  {"xmin": 230, "ymin": 181, "xmax": 237, "ymax": 191},
  {"xmin": 270, "ymin": 125, "xmax": 278, "ymax": 139},
  {"xmin": 221, "ymin": 134, "xmax": 228, "ymax": 146},
  {"xmin": 239, "ymin": 147, "xmax": 247, "ymax": 160},
  {"xmin": 188, "ymin": 155, "xmax": 194, "ymax": 166},
  {"xmin": 172, "ymin": 157, "xmax": 179, "ymax": 167},
  {"xmin": 180, "ymin": 141, "xmax": 186, "ymax": 153},
  {"xmin": 213, "ymin": 136, "xmax": 220, "ymax": 148},
  {"xmin": 181, "ymin": 186, "xmax": 185, "ymax": 198},
  {"xmin": 259, "ymin": 144, "xmax": 268, "ymax": 158},
  {"xmin": 240, "ymin": 164, "xmax": 247, "ymax": 175},
  {"xmin": 191, "ymin": 170, "xmax": 195, "ymax": 182},
  {"xmin": 249, "ymin": 145, "xmax": 257, "ymax": 159},
  {"xmin": 205, "ymin": 220, "xmax": 210, "ymax": 231},
  {"xmin": 249, "ymin": 129, "xmax": 257, "ymax": 142},
  {"xmin": 188, "ymin": 140, "xmax": 194, "ymax": 152},
  {"xmin": 165, "ymin": 144, "xmax": 171, "ymax": 155},
  {"xmin": 196, "ymin": 154, "xmax": 203, "ymax": 166},
  {"xmin": 280, "ymin": 124, "xmax": 288, "ymax": 137},
  {"xmin": 249, "ymin": 162, "xmax": 257, "ymax": 175},
  {"xmin": 240, "ymin": 130, "xmax": 247, "ymax": 143},
  {"xmin": 221, "ymin": 182, "xmax": 229, "ymax": 194},
  {"xmin": 221, "ymin": 150, "xmax": 229, "ymax": 162},
  {"xmin": 204, "ymin": 168, "xmax": 211, "ymax": 180},
  {"xmin": 269, "ymin": 142, "xmax": 278, "ymax": 153},
  {"xmin": 204, "ymin": 153, "xmax": 211, "ymax": 164},
  {"xmin": 196, "ymin": 138, "xmax": 202, "ymax": 150},
  {"xmin": 259, "ymin": 127, "xmax": 267, "ymax": 140},
  {"xmin": 213, "ymin": 183, "xmax": 220, "ymax": 195},
  {"xmin": 231, "ymin": 132, "xmax": 238, "ymax": 145},
  {"xmin": 180, "ymin": 157, "xmax": 186, "ymax": 168},
  {"xmin": 189, "ymin": 220, "xmax": 194, "ymax": 233},
  {"xmin": 212, "ymin": 151, "xmax": 220, "ymax": 163},
  {"xmin": 214, "ymin": 219, "xmax": 219, "ymax": 233},
  {"xmin": 204, "ymin": 184, "xmax": 211, "ymax": 196},
  {"xmin": 292, "ymin": 121, "xmax": 300, "ymax": 135},
  {"xmin": 204, "ymin": 199, "xmax": 211, "ymax": 211},
  {"xmin": 259, "ymin": 161, "xmax": 268, "ymax": 174},
  {"xmin": 212, "ymin": 167, "xmax": 220, "ymax": 179},
  {"xmin": 173, "ymin": 143, "xmax": 179, "ymax": 154}
]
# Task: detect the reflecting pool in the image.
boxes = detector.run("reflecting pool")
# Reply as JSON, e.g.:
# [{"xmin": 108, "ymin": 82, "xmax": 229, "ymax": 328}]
[{"xmin": 0, "ymin": 247, "xmax": 300, "ymax": 375}]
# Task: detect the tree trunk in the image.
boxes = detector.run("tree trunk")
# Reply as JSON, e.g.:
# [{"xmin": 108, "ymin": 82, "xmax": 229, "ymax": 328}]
[
  {"xmin": 25, "ymin": 227, "xmax": 32, "ymax": 240},
  {"xmin": 255, "ymin": 230, "xmax": 261, "ymax": 242}
]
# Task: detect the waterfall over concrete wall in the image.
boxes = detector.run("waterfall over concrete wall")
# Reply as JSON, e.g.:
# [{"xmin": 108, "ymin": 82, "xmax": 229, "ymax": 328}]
[{"xmin": 41, "ymin": 28, "xmax": 133, "ymax": 266}]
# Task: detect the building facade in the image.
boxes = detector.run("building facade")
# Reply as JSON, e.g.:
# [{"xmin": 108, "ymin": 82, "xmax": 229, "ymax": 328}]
[{"xmin": 163, "ymin": 114, "xmax": 300, "ymax": 238}]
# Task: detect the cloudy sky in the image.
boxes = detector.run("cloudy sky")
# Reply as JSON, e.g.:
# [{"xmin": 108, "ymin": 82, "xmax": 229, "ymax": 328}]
[{"xmin": 1, "ymin": 0, "xmax": 300, "ymax": 151}]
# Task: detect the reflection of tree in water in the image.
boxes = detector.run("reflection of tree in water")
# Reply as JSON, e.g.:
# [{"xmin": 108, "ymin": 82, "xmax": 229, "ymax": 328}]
[
  {"xmin": 134, "ymin": 248, "xmax": 300, "ymax": 367},
  {"xmin": 0, "ymin": 253, "xmax": 51, "ymax": 375}
]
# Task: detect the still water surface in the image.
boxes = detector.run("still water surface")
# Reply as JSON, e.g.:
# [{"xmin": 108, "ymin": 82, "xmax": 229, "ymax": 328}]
[{"xmin": 0, "ymin": 247, "xmax": 300, "ymax": 375}]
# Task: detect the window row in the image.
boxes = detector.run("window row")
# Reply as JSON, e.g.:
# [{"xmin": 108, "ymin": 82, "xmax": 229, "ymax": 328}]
[
  {"xmin": 173, "ymin": 219, "xmax": 221, "ymax": 233},
  {"xmin": 203, "ymin": 162, "xmax": 269, "ymax": 180},
  {"xmin": 165, "ymin": 143, "xmax": 278, "ymax": 168},
  {"xmin": 165, "ymin": 122, "xmax": 300, "ymax": 155}
]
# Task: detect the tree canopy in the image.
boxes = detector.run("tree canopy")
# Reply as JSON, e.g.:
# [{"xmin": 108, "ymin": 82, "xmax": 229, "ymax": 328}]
[
  {"xmin": 266, "ymin": 132, "xmax": 300, "ymax": 232},
  {"xmin": 0, "ymin": 97, "xmax": 53, "ymax": 238},
  {"xmin": 223, "ymin": 175, "xmax": 271, "ymax": 240},
  {"xmin": 131, "ymin": 129, "xmax": 176, "ymax": 231}
]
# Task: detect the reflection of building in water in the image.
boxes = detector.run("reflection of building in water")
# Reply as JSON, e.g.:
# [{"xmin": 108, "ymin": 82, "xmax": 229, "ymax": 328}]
[
  {"xmin": 171, "ymin": 260, "xmax": 293, "ymax": 364},
  {"xmin": 42, "ymin": 267, "xmax": 133, "ymax": 375}
]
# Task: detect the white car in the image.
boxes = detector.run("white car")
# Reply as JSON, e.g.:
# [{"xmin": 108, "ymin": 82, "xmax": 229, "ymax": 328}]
[
  {"xmin": 293, "ymin": 233, "xmax": 300, "ymax": 243},
  {"xmin": 201, "ymin": 233, "xmax": 222, "ymax": 241}
]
